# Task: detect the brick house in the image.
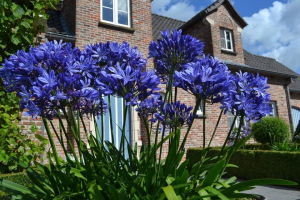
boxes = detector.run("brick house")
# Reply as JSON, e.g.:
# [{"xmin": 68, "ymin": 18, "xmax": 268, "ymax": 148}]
[{"xmin": 20, "ymin": 0, "xmax": 300, "ymax": 159}]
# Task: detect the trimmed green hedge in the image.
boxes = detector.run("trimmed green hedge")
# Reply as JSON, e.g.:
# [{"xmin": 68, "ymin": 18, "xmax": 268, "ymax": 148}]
[
  {"xmin": 0, "ymin": 172, "xmax": 32, "ymax": 199},
  {"xmin": 187, "ymin": 148, "xmax": 300, "ymax": 187}
]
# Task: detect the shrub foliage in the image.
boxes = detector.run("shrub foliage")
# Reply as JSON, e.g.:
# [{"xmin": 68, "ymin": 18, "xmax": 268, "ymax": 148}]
[
  {"xmin": 252, "ymin": 117, "xmax": 289, "ymax": 144},
  {"xmin": 187, "ymin": 148, "xmax": 300, "ymax": 187}
]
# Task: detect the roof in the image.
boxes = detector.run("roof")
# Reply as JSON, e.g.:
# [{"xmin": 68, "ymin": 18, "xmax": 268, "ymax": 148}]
[
  {"xmin": 152, "ymin": 14, "xmax": 185, "ymax": 41},
  {"xmin": 289, "ymin": 77, "xmax": 300, "ymax": 92},
  {"xmin": 243, "ymin": 50, "xmax": 298, "ymax": 78},
  {"xmin": 180, "ymin": 0, "xmax": 247, "ymax": 31}
]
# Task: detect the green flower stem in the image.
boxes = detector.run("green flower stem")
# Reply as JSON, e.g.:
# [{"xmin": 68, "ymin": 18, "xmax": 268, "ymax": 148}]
[
  {"xmin": 218, "ymin": 115, "xmax": 238, "ymax": 160},
  {"xmin": 42, "ymin": 117, "xmax": 60, "ymax": 165},
  {"xmin": 219, "ymin": 115, "xmax": 244, "ymax": 180},
  {"xmin": 61, "ymin": 108, "xmax": 79, "ymax": 144},
  {"xmin": 108, "ymin": 95, "xmax": 114, "ymax": 145},
  {"xmin": 93, "ymin": 115, "xmax": 103, "ymax": 144},
  {"xmin": 203, "ymin": 99, "xmax": 206, "ymax": 149},
  {"xmin": 178, "ymin": 97, "xmax": 202, "ymax": 153},
  {"xmin": 153, "ymin": 72, "xmax": 173, "ymax": 163},
  {"xmin": 70, "ymin": 108, "xmax": 83, "ymax": 163},
  {"xmin": 207, "ymin": 109, "xmax": 223, "ymax": 148},
  {"xmin": 101, "ymin": 102, "xmax": 104, "ymax": 144},
  {"xmin": 56, "ymin": 113, "xmax": 82, "ymax": 169},
  {"xmin": 116, "ymin": 101, "xmax": 128, "ymax": 178},
  {"xmin": 78, "ymin": 110, "xmax": 89, "ymax": 139}
]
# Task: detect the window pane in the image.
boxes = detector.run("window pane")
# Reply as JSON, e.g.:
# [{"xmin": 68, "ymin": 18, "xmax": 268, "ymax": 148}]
[
  {"xmin": 118, "ymin": 0, "xmax": 128, "ymax": 12},
  {"xmin": 227, "ymin": 40, "xmax": 232, "ymax": 50},
  {"xmin": 221, "ymin": 38, "xmax": 226, "ymax": 49},
  {"xmin": 118, "ymin": 11, "xmax": 128, "ymax": 25},
  {"xmin": 220, "ymin": 29, "xmax": 225, "ymax": 39},
  {"xmin": 103, "ymin": 0, "xmax": 113, "ymax": 8},
  {"xmin": 103, "ymin": 7, "xmax": 113, "ymax": 22},
  {"xmin": 226, "ymin": 31, "xmax": 231, "ymax": 41}
]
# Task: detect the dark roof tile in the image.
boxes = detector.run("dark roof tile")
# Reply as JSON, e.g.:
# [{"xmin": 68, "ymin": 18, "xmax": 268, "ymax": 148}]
[
  {"xmin": 243, "ymin": 50, "xmax": 298, "ymax": 77},
  {"xmin": 152, "ymin": 14, "xmax": 185, "ymax": 41}
]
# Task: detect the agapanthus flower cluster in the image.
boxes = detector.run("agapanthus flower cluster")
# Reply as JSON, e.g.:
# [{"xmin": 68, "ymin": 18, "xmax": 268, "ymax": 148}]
[
  {"xmin": 85, "ymin": 42, "xmax": 160, "ymax": 106},
  {"xmin": 173, "ymin": 55, "xmax": 232, "ymax": 103},
  {"xmin": 221, "ymin": 71, "xmax": 272, "ymax": 122},
  {"xmin": 149, "ymin": 29, "xmax": 204, "ymax": 78},
  {"xmin": 85, "ymin": 41, "xmax": 147, "ymax": 68},
  {"xmin": 98, "ymin": 62, "xmax": 161, "ymax": 106},
  {"xmin": 0, "ymin": 40, "xmax": 109, "ymax": 119},
  {"xmin": 154, "ymin": 101, "xmax": 193, "ymax": 128},
  {"xmin": 136, "ymin": 94, "xmax": 162, "ymax": 122}
]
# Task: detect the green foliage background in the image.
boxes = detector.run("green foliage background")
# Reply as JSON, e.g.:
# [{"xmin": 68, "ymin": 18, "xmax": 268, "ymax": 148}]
[
  {"xmin": 187, "ymin": 148, "xmax": 300, "ymax": 188},
  {"xmin": 252, "ymin": 117, "xmax": 290, "ymax": 144},
  {"xmin": 0, "ymin": 0, "xmax": 59, "ymax": 174}
]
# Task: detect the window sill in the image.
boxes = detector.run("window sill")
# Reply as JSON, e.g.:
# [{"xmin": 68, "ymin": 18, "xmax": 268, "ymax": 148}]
[
  {"xmin": 98, "ymin": 21, "xmax": 135, "ymax": 34},
  {"xmin": 221, "ymin": 49, "xmax": 237, "ymax": 55},
  {"xmin": 195, "ymin": 114, "xmax": 206, "ymax": 119}
]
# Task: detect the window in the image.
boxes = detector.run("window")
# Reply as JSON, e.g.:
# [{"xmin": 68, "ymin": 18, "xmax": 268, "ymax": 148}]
[
  {"xmin": 266, "ymin": 101, "xmax": 277, "ymax": 117},
  {"xmin": 101, "ymin": 0, "xmax": 130, "ymax": 27},
  {"xmin": 227, "ymin": 112, "xmax": 247, "ymax": 130},
  {"xmin": 196, "ymin": 100, "xmax": 203, "ymax": 116},
  {"xmin": 220, "ymin": 28, "xmax": 234, "ymax": 51}
]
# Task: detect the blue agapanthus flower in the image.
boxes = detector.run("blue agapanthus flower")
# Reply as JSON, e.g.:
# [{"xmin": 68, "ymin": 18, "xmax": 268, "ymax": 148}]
[
  {"xmin": 85, "ymin": 41, "xmax": 147, "ymax": 68},
  {"xmin": 136, "ymin": 93, "xmax": 162, "ymax": 122},
  {"xmin": 0, "ymin": 40, "xmax": 108, "ymax": 119},
  {"xmin": 101, "ymin": 62, "xmax": 161, "ymax": 106},
  {"xmin": 149, "ymin": 29, "xmax": 204, "ymax": 78},
  {"xmin": 173, "ymin": 55, "xmax": 232, "ymax": 103},
  {"xmin": 154, "ymin": 101, "xmax": 194, "ymax": 128},
  {"xmin": 221, "ymin": 71, "xmax": 272, "ymax": 122}
]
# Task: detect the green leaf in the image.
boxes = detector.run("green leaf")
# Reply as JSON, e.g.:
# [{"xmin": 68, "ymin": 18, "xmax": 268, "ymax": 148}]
[
  {"xmin": 87, "ymin": 180, "xmax": 104, "ymax": 200},
  {"xmin": 222, "ymin": 179, "xmax": 297, "ymax": 194},
  {"xmin": 70, "ymin": 167, "xmax": 87, "ymax": 181},
  {"xmin": 107, "ymin": 184, "xmax": 120, "ymax": 200},
  {"xmin": 205, "ymin": 186, "xmax": 229, "ymax": 200},
  {"xmin": 53, "ymin": 191, "xmax": 84, "ymax": 200},
  {"xmin": 11, "ymin": 35, "xmax": 21, "ymax": 45},
  {"xmin": 20, "ymin": 21, "xmax": 31, "ymax": 28},
  {"xmin": 198, "ymin": 189, "xmax": 211, "ymax": 200},
  {"xmin": 200, "ymin": 160, "xmax": 225, "ymax": 187},
  {"xmin": 162, "ymin": 185, "xmax": 181, "ymax": 200}
]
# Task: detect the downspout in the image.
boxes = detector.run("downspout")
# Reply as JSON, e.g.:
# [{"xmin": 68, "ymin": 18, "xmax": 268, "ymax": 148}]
[{"xmin": 285, "ymin": 77, "xmax": 294, "ymax": 134}]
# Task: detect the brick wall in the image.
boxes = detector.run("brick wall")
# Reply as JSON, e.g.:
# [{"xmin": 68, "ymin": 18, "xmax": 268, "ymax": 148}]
[{"xmin": 290, "ymin": 92, "xmax": 300, "ymax": 109}]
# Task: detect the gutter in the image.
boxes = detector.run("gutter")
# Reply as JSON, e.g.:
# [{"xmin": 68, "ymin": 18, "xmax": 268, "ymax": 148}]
[
  {"xmin": 46, "ymin": 32, "xmax": 77, "ymax": 44},
  {"xmin": 285, "ymin": 78, "xmax": 294, "ymax": 134},
  {"xmin": 225, "ymin": 61, "xmax": 298, "ymax": 78}
]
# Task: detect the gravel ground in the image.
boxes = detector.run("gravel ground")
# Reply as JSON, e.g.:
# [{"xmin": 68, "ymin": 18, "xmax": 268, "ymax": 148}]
[{"xmin": 244, "ymin": 185, "xmax": 300, "ymax": 200}]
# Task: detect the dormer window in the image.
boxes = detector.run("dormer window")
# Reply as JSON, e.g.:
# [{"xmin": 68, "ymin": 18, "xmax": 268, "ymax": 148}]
[
  {"xmin": 220, "ymin": 28, "xmax": 234, "ymax": 51},
  {"xmin": 101, "ymin": 0, "xmax": 130, "ymax": 27}
]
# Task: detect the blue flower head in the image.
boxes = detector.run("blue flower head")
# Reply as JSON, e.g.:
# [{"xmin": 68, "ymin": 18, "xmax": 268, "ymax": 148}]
[
  {"xmin": 221, "ymin": 71, "xmax": 272, "ymax": 122},
  {"xmin": 155, "ymin": 101, "xmax": 194, "ymax": 128},
  {"xmin": 173, "ymin": 55, "xmax": 232, "ymax": 104},
  {"xmin": 149, "ymin": 29, "xmax": 204, "ymax": 78}
]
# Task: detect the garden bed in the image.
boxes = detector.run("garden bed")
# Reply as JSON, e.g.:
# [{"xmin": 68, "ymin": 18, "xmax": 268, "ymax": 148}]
[
  {"xmin": 187, "ymin": 147, "xmax": 300, "ymax": 188},
  {"xmin": 0, "ymin": 172, "xmax": 32, "ymax": 199}
]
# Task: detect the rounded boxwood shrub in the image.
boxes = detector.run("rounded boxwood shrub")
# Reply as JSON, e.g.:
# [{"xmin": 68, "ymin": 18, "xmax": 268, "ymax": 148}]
[{"xmin": 252, "ymin": 117, "xmax": 289, "ymax": 144}]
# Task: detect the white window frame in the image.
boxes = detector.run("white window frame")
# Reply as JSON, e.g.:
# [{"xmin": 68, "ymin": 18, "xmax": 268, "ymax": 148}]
[
  {"xmin": 221, "ymin": 28, "xmax": 234, "ymax": 51},
  {"xmin": 266, "ymin": 101, "xmax": 277, "ymax": 117},
  {"xmin": 227, "ymin": 111, "xmax": 247, "ymax": 130},
  {"xmin": 196, "ymin": 100, "xmax": 203, "ymax": 116},
  {"xmin": 101, "ymin": 0, "xmax": 131, "ymax": 28}
]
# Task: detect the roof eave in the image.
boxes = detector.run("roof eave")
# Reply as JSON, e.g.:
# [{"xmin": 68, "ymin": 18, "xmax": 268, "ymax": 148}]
[
  {"xmin": 226, "ymin": 61, "xmax": 298, "ymax": 78},
  {"xmin": 180, "ymin": 0, "xmax": 247, "ymax": 31}
]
